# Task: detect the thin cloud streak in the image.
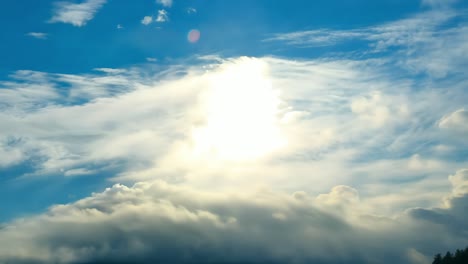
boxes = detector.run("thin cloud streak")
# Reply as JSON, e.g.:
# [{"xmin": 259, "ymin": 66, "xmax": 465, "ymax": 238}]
[{"xmin": 26, "ymin": 32, "xmax": 48, "ymax": 39}]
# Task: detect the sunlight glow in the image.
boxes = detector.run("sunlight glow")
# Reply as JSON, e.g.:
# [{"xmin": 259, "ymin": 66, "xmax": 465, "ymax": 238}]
[{"xmin": 192, "ymin": 59, "xmax": 286, "ymax": 161}]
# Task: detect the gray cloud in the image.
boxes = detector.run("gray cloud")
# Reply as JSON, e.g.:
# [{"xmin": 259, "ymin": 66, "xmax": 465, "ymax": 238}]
[{"xmin": 0, "ymin": 169, "xmax": 467, "ymax": 264}]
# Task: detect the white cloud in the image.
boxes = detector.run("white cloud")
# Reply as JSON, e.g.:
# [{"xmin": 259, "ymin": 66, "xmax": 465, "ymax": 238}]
[
  {"xmin": 439, "ymin": 108, "xmax": 468, "ymax": 132},
  {"xmin": 264, "ymin": 29, "xmax": 366, "ymax": 47},
  {"xmin": 448, "ymin": 169, "xmax": 468, "ymax": 197},
  {"xmin": 421, "ymin": 0, "xmax": 458, "ymax": 7},
  {"xmin": 351, "ymin": 91, "xmax": 410, "ymax": 128},
  {"xmin": 116, "ymin": 24, "xmax": 123, "ymax": 29},
  {"xmin": 146, "ymin": 57, "xmax": 157, "ymax": 62},
  {"xmin": 156, "ymin": 9, "xmax": 169, "ymax": 22},
  {"xmin": 156, "ymin": 0, "xmax": 172, "ymax": 8},
  {"xmin": 187, "ymin": 7, "xmax": 197, "ymax": 14},
  {"xmin": 141, "ymin": 15, "xmax": 153, "ymax": 25},
  {"xmin": 26, "ymin": 32, "xmax": 48, "ymax": 39},
  {"xmin": 93, "ymin": 68, "xmax": 126, "ymax": 74},
  {"xmin": 0, "ymin": 142, "xmax": 23, "ymax": 168},
  {"xmin": 316, "ymin": 185, "xmax": 361, "ymax": 214},
  {"xmin": 49, "ymin": 0, "xmax": 107, "ymax": 27},
  {"xmin": 265, "ymin": 9, "xmax": 467, "ymax": 78},
  {"xmin": 142, "ymin": 10, "xmax": 168, "ymax": 25},
  {"xmin": 0, "ymin": 55, "xmax": 466, "ymax": 203},
  {"xmin": 63, "ymin": 168, "xmax": 94, "ymax": 177},
  {"xmin": 264, "ymin": 10, "xmax": 454, "ymax": 49}
]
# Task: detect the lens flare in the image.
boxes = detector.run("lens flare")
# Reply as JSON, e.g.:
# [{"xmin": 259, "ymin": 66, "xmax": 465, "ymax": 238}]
[{"xmin": 188, "ymin": 29, "xmax": 201, "ymax": 43}]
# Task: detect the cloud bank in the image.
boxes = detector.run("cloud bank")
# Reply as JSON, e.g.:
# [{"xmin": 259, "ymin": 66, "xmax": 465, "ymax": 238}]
[{"xmin": 0, "ymin": 170, "xmax": 467, "ymax": 264}]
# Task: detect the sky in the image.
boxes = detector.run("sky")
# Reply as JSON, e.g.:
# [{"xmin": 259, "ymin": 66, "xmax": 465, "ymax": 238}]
[{"xmin": 0, "ymin": 0, "xmax": 468, "ymax": 263}]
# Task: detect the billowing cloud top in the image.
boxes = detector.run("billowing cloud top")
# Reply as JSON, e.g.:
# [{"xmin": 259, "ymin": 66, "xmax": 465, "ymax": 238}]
[{"xmin": 1, "ymin": 171, "xmax": 467, "ymax": 264}]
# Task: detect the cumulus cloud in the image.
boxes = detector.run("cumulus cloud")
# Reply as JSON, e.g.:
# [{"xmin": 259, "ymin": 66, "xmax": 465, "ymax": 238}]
[
  {"xmin": 49, "ymin": 0, "xmax": 107, "ymax": 27},
  {"xmin": 316, "ymin": 185, "xmax": 360, "ymax": 208},
  {"xmin": 0, "ymin": 171, "xmax": 467, "ymax": 264},
  {"xmin": 407, "ymin": 169, "xmax": 468, "ymax": 237},
  {"xmin": 141, "ymin": 16, "xmax": 153, "ymax": 25},
  {"xmin": 448, "ymin": 169, "xmax": 468, "ymax": 198},
  {"xmin": 141, "ymin": 10, "xmax": 168, "ymax": 25}
]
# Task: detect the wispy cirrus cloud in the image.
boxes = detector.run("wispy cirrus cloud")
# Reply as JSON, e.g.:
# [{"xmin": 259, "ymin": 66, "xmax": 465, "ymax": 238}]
[
  {"xmin": 265, "ymin": 9, "xmax": 468, "ymax": 78},
  {"xmin": 264, "ymin": 9, "xmax": 455, "ymax": 49},
  {"xmin": 26, "ymin": 32, "xmax": 48, "ymax": 39},
  {"xmin": 264, "ymin": 29, "xmax": 366, "ymax": 47},
  {"xmin": 49, "ymin": 0, "xmax": 107, "ymax": 27},
  {"xmin": 422, "ymin": 0, "xmax": 459, "ymax": 7}
]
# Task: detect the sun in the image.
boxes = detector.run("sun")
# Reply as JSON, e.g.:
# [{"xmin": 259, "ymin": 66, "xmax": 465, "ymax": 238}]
[{"xmin": 192, "ymin": 58, "xmax": 286, "ymax": 161}]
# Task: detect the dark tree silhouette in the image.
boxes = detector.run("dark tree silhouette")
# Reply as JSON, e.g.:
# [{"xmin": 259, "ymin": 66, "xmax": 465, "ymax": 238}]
[
  {"xmin": 433, "ymin": 253, "xmax": 443, "ymax": 264},
  {"xmin": 432, "ymin": 247, "xmax": 468, "ymax": 264}
]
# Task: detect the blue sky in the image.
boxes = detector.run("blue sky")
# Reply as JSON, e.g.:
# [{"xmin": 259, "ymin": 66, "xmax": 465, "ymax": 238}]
[
  {"xmin": 0, "ymin": 0, "xmax": 444, "ymax": 75},
  {"xmin": 0, "ymin": 1, "xmax": 468, "ymax": 263}
]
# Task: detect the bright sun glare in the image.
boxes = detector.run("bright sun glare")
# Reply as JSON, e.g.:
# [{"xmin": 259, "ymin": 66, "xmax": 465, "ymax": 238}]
[{"xmin": 192, "ymin": 59, "xmax": 286, "ymax": 161}]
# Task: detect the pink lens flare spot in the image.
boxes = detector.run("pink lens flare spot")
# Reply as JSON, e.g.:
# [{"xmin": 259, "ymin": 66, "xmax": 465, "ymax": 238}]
[{"xmin": 188, "ymin": 29, "xmax": 201, "ymax": 43}]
